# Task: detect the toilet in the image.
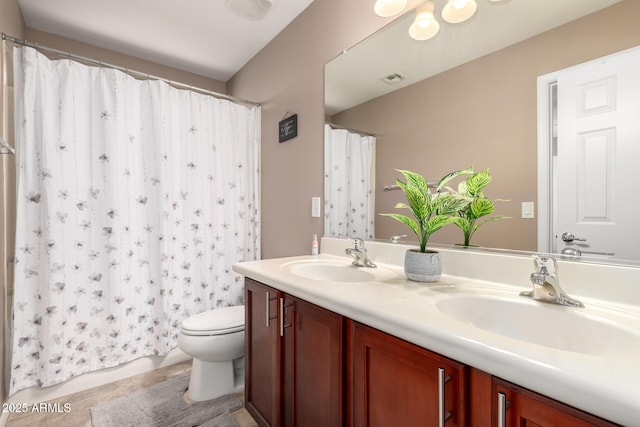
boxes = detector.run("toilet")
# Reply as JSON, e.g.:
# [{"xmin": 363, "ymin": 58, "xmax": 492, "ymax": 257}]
[{"xmin": 177, "ymin": 305, "xmax": 245, "ymax": 402}]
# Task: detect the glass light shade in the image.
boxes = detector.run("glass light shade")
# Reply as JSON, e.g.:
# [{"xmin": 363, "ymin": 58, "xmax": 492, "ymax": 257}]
[
  {"xmin": 374, "ymin": 0, "xmax": 407, "ymax": 17},
  {"xmin": 442, "ymin": 0, "xmax": 477, "ymax": 23},
  {"xmin": 409, "ymin": 1, "xmax": 440, "ymax": 40}
]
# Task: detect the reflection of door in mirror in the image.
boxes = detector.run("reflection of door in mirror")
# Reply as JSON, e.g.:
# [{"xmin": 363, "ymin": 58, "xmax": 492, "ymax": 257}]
[
  {"xmin": 324, "ymin": 124, "xmax": 376, "ymax": 239},
  {"xmin": 538, "ymin": 46, "xmax": 640, "ymax": 262}
]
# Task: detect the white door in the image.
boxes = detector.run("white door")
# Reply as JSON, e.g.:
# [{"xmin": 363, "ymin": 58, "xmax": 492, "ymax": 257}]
[{"xmin": 554, "ymin": 47, "xmax": 640, "ymax": 261}]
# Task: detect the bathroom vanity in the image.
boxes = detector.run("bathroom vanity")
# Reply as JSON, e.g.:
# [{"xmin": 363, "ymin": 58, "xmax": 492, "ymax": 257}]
[{"xmin": 233, "ymin": 238, "xmax": 640, "ymax": 426}]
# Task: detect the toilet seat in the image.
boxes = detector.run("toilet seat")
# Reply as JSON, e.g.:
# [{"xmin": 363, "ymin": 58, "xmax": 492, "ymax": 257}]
[{"xmin": 181, "ymin": 305, "xmax": 245, "ymax": 336}]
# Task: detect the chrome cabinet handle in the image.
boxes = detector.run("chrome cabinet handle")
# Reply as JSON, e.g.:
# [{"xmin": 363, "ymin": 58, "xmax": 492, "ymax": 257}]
[
  {"xmin": 437, "ymin": 368, "xmax": 452, "ymax": 427},
  {"xmin": 265, "ymin": 291, "xmax": 277, "ymax": 327},
  {"xmin": 279, "ymin": 298, "xmax": 293, "ymax": 337},
  {"xmin": 561, "ymin": 232, "xmax": 586, "ymax": 242},
  {"xmin": 497, "ymin": 392, "xmax": 510, "ymax": 427},
  {"xmin": 265, "ymin": 291, "xmax": 270, "ymax": 327}
]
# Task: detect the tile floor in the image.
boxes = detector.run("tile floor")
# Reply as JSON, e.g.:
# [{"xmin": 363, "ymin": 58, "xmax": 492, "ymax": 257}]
[{"xmin": 6, "ymin": 360, "xmax": 258, "ymax": 427}]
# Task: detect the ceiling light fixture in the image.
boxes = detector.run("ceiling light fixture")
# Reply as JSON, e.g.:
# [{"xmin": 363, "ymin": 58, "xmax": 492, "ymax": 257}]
[
  {"xmin": 409, "ymin": 1, "xmax": 440, "ymax": 41},
  {"xmin": 374, "ymin": 0, "xmax": 408, "ymax": 17},
  {"xmin": 380, "ymin": 0, "xmax": 508, "ymax": 42},
  {"xmin": 441, "ymin": 0, "xmax": 477, "ymax": 23},
  {"xmin": 225, "ymin": 0, "xmax": 273, "ymax": 20}
]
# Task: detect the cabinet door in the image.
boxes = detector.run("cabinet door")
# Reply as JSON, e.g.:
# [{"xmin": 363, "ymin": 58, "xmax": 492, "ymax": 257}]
[
  {"xmin": 283, "ymin": 295, "xmax": 344, "ymax": 427},
  {"xmin": 350, "ymin": 321, "xmax": 467, "ymax": 427},
  {"xmin": 468, "ymin": 368, "xmax": 493, "ymax": 427},
  {"xmin": 245, "ymin": 279, "xmax": 282, "ymax": 427},
  {"xmin": 494, "ymin": 378, "xmax": 618, "ymax": 427}
]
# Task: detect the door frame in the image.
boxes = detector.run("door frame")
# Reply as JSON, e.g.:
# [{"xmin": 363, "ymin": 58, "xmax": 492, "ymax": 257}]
[{"xmin": 536, "ymin": 71, "xmax": 557, "ymax": 254}]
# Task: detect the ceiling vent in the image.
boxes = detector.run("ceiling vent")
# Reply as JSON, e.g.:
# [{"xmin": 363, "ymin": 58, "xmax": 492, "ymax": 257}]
[{"xmin": 381, "ymin": 73, "xmax": 406, "ymax": 85}]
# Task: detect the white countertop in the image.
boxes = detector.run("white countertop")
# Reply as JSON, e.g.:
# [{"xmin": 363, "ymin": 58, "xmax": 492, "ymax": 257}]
[{"xmin": 233, "ymin": 239, "xmax": 640, "ymax": 425}]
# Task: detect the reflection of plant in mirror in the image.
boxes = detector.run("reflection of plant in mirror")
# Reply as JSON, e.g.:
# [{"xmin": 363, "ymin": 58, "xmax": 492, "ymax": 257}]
[
  {"xmin": 451, "ymin": 168, "xmax": 508, "ymax": 247},
  {"xmin": 381, "ymin": 169, "xmax": 472, "ymax": 253}
]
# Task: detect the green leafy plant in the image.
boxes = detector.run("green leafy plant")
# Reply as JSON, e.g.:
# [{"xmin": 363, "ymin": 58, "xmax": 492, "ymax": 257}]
[
  {"xmin": 381, "ymin": 169, "xmax": 472, "ymax": 253},
  {"xmin": 450, "ymin": 168, "xmax": 508, "ymax": 246}
]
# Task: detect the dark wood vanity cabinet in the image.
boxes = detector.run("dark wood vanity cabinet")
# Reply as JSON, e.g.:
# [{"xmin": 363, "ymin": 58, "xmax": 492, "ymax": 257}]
[
  {"xmin": 349, "ymin": 321, "xmax": 467, "ymax": 427},
  {"xmin": 245, "ymin": 279, "xmax": 344, "ymax": 427},
  {"xmin": 246, "ymin": 278, "xmax": 618, "ymax": 427}
]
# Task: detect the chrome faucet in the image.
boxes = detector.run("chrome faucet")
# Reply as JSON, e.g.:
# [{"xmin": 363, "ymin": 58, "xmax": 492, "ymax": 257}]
[
  {"xmin": 520, "ymin": 255, "xmax": 584, "ymax": 307},
  {"xmin": 345, "ymin": 238, "xmax": 377, "ymax": 268}
]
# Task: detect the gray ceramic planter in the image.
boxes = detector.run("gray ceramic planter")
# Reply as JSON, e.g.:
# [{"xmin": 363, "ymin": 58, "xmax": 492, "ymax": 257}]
[{"xmin": 404, "ymin": 249, "xmax": 442, "ymax": 282}]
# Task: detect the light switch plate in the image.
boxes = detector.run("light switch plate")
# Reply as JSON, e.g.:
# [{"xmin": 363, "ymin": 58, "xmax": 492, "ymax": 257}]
[
  {"xmin": 312, "ymin": 197, "xmax": 321, "ymax": 217},
  {"xmin": 522, "ymin": 202, "xmax": 535, "ymax": 219}
]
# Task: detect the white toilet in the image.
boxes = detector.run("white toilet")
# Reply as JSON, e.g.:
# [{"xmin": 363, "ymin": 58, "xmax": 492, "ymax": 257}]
[{"xmin": 177, "ymin": 305, "xmax": 245, "ymax": 402}]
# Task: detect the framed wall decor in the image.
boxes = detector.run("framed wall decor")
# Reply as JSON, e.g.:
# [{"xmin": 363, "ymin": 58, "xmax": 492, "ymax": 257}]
[{"xmin": 279, "ymin": 114, "xmax": 298, "ymax": 142}]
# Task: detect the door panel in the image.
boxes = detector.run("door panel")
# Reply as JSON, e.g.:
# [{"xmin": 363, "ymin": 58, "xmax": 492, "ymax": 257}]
[
  {"xmin": 555, "ymin": 47, "xmax": 640, "ymax": 261},
  {"xmin": 494, "ymin": 379, "xmax": 617, "ymax": 427},
  {"xmin": 284, "ymin": 296, "xmax": 344, "ymax": 427},
  {"xmin": 350, "ymin": 321, "xmax": 466, "ymax": 427},
  {"xmin": 245, "ymin": 279, "xmax": 281, "ymax": 427}
]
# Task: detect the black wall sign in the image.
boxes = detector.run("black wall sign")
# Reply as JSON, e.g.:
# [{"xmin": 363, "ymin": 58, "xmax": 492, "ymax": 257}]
[{"xmin": 279, "ymin": 114, "xmax": 298, "ymax": 143}]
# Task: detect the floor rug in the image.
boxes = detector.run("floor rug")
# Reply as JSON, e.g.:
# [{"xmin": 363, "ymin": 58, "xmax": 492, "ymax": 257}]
[{"xmin": 90, "ymin": 374, "xmax": 242, "ymax": 427}]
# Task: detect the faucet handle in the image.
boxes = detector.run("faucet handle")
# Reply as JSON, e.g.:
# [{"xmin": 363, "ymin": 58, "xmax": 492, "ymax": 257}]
[
  {"xmin": 530, "ymin": 271, "xmax": 545, "ymax": 285},
  {"xmin": 533, "ymin": 255, "xmax": 558, "ymax": 275},
  {"xmin": 352, "ymin": 238, "xmax": 365, "ymax": 250}
]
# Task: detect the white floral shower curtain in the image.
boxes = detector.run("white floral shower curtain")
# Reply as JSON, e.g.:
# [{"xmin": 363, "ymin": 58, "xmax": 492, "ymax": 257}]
[
  {"xmin": 10, "ymin": 46, "xmax": 260, "ymax": 394},
  {"xmin": 324, "ymin": 124, "xmax": 375, "ymax": 239}
]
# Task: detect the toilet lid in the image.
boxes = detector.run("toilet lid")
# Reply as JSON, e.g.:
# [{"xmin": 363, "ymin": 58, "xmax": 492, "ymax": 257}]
[{"xmin": 181, "ymin": 305, "xmax": 245, "ymax": 336}]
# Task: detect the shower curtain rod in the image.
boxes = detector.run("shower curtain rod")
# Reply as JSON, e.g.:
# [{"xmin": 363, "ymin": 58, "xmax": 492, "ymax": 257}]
[
  {"xmin": 326, "ymin": 123, "xmax": 376, "ymax": 138},
  {"xmin": 2, "ymin": 33, "xmax": 260, "ymax": 108}
]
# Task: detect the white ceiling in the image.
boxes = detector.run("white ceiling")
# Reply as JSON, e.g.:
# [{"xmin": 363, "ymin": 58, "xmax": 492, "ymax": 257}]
[
  {"xmin": 17, "ymin": 0, "xmax": 314, "ymax": 81},
  {"xmin": 326, "ymin": 0, "xmax": 623, "ymax": 115}
]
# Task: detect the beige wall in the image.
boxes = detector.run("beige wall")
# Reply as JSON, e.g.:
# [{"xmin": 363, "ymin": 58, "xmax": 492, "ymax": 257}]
[
  {"xmin": 329, "ymin": 1, "xmax": 640, "ymax": 251},
  {"xmin": 0, "ymin": 0, "xmax": 25, "ymax": 404},
  {"xmin": 228, "ymin": 0, "xmax": 423, "ymax": 258}
]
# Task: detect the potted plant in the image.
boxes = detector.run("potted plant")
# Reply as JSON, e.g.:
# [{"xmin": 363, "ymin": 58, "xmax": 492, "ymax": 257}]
[
  {"xmin": 381, "ymin": 168, "xmax": 471, "ymax": 282},
  {"xmin": 450, "ymin": 168, "xmax": 508, "ymax": 247}
]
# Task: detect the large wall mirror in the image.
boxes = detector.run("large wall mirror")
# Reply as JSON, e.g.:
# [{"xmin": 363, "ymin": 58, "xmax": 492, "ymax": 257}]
[{"xmin": 324, "ymin": 0, "xmax": 640, "ymax": 266}]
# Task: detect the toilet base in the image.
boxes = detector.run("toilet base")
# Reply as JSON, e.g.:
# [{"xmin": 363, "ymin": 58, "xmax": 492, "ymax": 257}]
[{"xmin": 187, "ymin": 357, "xmax": 244, "ymax": 402}]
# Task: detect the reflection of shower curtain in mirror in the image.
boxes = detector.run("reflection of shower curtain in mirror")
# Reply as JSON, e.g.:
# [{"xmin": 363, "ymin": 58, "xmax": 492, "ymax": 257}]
[
  {"xmin": 324, "ymin": 124, "xmax": 375, "ymax": 239},
  {"xmin": 10, "ymin": 46, "xmax": 260, "ymax": 394}
]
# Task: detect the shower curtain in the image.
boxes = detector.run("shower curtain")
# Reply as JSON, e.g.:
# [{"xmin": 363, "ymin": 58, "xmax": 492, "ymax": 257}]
[
  {"xmin": 9, "ymin": 46, "xmax": 260, "ymax": 394},
  {"xmin": 324, "ymin": 124, "xmax": 375, "ymax": 239}
]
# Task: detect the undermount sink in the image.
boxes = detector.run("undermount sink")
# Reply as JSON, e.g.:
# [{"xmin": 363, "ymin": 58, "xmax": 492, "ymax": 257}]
[
  {"xmin": 435, "ymin": 293, "xmax": 640, "ymax": 357},
  {"xmin": 282, "ymin": 259, "xmax": 400, "ymax": 283}
]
